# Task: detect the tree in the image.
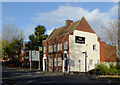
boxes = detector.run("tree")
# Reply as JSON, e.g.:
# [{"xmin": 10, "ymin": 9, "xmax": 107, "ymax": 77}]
[
  {"xmin": 101, "ymin": 19, "xmax": 119, "ymax": 65},
  {"xmin": 28, "ymin": 25, "xmax": 48, "ymax": 50},
  {"xmin": 101, "ymin": 19, "xmax": 118, "ymax": 46},
  {"xmin": 2, "ymin": 24, "xmax": 24, "ymax": 63}
]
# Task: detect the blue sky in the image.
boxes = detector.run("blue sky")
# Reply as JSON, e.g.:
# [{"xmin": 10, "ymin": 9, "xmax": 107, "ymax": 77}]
[{"xmin": 2, "ymin": 2, "xmax": 118, "ymax": 41}]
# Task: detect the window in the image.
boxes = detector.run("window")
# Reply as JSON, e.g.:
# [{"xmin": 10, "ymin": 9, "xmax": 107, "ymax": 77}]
[
  {"xmin": 54, "ymin": 44, "xmax": 57, "ymax": 51},
  {"xmin": 64, "ymin": 41, "xmax": 68, "ymax": 49},
  {"xmin": 49, "ymin": 45, "xmax": 53, "ymax": 52},
  {"xmin": 54, "ymin": 58, "xmax": 57, "ymax": 66},
  {"xmin": 22, "ymin": 51, "xmax": 25, "ymax": 54},
  {"xmin": 58, "ymin": 58, "xmax": 62, "ymax": 66},
  {"xmin": 89, "ymin": 59, "xmax": 93, "ymax": 66},
  {"xmin": 22, "ymin": 57, "xmax": 25, "ymax": 60},
  {"xmin": 58, "ymin": 43, "xmax": 62, "ymax": 51},
  {"xmin": 43, "ymin": 47, "xmax": 46, "ymax": 53},
  {"xmin": 49, "ymin": 58, "xmax": 53, "ymax": 67},
  {"xmin": 97, "ymin": 60, "xmax": 99, "ymax": 64},
  {"xmin": 93, "ymin": 45, "xmax": 97, "ymax": 50}
]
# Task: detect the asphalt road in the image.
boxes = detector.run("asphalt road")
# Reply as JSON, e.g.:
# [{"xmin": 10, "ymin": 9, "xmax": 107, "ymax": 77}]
[{"xmin": 2, "ymin": 66, "xmax": 119, "ymax": 85}]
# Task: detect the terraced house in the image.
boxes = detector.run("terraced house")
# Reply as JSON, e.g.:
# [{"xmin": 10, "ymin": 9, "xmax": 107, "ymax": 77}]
[{"xmin": 42, "ymin": 17, "xmax": 117, "ymax": 73}]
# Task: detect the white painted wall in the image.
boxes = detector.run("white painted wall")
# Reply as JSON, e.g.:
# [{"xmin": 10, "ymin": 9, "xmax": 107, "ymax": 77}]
[
  {"xmin": 69, "ymin": 30, "xmax": 100, "ymax": 72},
  {"xmin": 43, "ymin": 54, "xmax": 47, "ymax": 71}
]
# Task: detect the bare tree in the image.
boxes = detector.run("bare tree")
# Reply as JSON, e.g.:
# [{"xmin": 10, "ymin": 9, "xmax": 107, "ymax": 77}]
[
  {"xmin": 100, "ymin": 19, "xmax": 119, "ymax": 63},
  {"xmin": 1, "ymin": 24, "xmax": 25, "ymax": 61}
]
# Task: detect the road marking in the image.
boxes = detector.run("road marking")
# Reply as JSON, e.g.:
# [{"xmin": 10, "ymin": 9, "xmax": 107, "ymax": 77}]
[{"xmin": 38, "ymin": 81, "xmax": 56, "ymax": 83}]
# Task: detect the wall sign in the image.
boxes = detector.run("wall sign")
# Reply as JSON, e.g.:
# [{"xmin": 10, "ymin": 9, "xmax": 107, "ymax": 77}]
[{"xmin": 75, "ymin": 36, "xmax": 85, "ymax": 44}]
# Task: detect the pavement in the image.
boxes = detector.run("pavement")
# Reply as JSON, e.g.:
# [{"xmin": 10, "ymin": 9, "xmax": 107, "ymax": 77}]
[{"xmin": 2, "ymin": 66, "xmax": 120, "ymax": 84}]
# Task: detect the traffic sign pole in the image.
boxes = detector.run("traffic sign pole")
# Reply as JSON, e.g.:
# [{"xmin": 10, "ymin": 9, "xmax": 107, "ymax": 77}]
[{"xmin": 79, "ymin": 59, "xmax": 81, "ymax": 74}]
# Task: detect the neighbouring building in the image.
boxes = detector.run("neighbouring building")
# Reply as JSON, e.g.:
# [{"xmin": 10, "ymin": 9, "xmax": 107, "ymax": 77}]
[
  {"xmin": 42, "ymin": 17, "xmax": 117, "ymax": 73},
  {"xmin": 20, "ymin": 42, "xmax": 41, "ymax": 69},
  {"xmin": 20, "ymin": 46, "xmax": 29, "ymax": 67}
]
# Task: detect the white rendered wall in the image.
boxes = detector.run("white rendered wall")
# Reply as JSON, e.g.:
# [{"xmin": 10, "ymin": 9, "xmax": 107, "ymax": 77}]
[
  {"xmin": 43, "ymin": 54, "xmax": 47, "ymax": 71},
  {"xmin": 69, "ymin": 30, "xmax": 100, "ymax": 72}
]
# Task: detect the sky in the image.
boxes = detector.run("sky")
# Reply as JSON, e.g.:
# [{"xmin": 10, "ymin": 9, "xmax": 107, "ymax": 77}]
[{"xmin": 2, "ymin": 2, "xmax": 118, "ymax": 42}]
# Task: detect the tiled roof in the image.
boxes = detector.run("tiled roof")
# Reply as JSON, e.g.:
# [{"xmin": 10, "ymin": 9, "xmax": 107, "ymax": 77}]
[{"xmin": 47, "ymin": 17, "xmax": 95, "ymax": 39}]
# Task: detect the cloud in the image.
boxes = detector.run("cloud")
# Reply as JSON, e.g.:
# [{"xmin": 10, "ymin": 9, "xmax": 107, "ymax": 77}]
[
  {"xmin": 4, "ymin": 16, "xmax": 15, "ymax": 23},
  {"xmin": 22, "ymin": 24, "xmax": 35, "ymax": 41},
  {"xmin": 32, "ymin": 5, "xmax": 117, "ymax": 41},
  {"xmin": 109, "ymin": 5, "xmax": 118, "ymax": 16},
  {"xmin": 46, "ymin": 28, "xmax": 55, "ymax": 35}
]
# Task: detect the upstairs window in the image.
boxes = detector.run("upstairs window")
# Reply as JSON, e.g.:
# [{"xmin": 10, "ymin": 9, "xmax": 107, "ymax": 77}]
[
  {"xmin": 49, "ymin": 45, "xmax": 53, "ymax": 52},
  {"xmin": 54, "ymin": 44, "xmax": 57, "ymax": 51},
  {"xmin": 43, "ymin": 47, "xmax": 46, "ymax": 53},
  {"xmin": 64, "ymin": 41, "xmax": 68, "ymax": 50},
  {"xmin": 93, "ymin": 45, "xmax": 97, "ymax": 50},
  {"xmin": 58, "ymin": 43, "xmax": 62, "ymax": 51}
]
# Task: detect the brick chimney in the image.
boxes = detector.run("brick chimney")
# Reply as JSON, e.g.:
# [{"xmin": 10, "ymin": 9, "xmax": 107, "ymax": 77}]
[{"xmin": 65, "ymin": 20, "xmax": 73, "ymax": 27}]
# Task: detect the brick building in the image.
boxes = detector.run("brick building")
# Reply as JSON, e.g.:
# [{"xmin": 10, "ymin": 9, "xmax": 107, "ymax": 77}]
[
  {"xmin": 42, "ymin": 17, "xmax": 117, "ymax": 72},
  {"xmin": 20, "ymin": 47, "xmax": 29, "ymax": 67}
]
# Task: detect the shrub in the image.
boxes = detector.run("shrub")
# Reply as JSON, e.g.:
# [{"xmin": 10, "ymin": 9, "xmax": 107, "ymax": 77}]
[
  {"xmin": 95, "ymin": 63, "xmax": 109, "ymax": 75},
  {"xmin": 109, "ymin": 68, "xmax": 118, "ymax": 75}
]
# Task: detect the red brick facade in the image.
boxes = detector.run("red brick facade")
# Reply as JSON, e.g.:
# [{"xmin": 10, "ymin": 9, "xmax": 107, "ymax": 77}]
[
  {"xmin": 20, "ymin": 48, "xmax": 29, "ymax": 63},
  {"xmin": 43, "ymin": 34, "xmax": 69, "ymax": 71},
  {"xmin": 100, "ymin": 42, "xmax": 117, "ymax": 62}
]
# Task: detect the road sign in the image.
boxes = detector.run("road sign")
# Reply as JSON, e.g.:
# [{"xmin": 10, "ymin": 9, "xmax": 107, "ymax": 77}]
[
  {"xmin": 79, "ymin": 59, "xmax": 81, "ymax": 63},
  {"xmin": 39, "ymin": 46, "xmax": 42, "ymax": 51}
]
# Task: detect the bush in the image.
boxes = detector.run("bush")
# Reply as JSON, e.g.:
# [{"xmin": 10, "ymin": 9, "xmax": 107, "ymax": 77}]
[
  {"xmin": 108, "ymin": 68, "xmax": 118, "ymax": 75},
  {"xmin": 95, "ymin": 63, "xmax": 110, "ymax": 75},
  {"xmin": 94, "ymin": 63, "xmax": 120, "ymax": 75}
]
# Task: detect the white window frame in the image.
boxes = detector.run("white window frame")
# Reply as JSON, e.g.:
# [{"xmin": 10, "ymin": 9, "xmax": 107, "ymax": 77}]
[
  {"xmin": 49, "ymin": 45, "xmax": 53, "ymax": 52},
  {"xmin": 49, "ymin": 58, "xmax": 53, "ymax": 67},
  {"xmin": 54, "ymin": 44, "xmax": 57, "ymax": 51},
  {"xmin": 54, "ymin": 58, "xmax": 57, "ymax": 66},
  {"xmin": 93, "ymin": 45, "xmax": 97, "ymax": 51},
  {"xmin": 58, "ymin": 58, "xmax": 62, "ymax": 66},
  {"xmin": 64, "ymin": 41, "xmax": 68, "ymax": 50},
  {"xmin": 43, "ymin": 47, "xmax": 46, "ymax": 53},
  {"xmin": 58, "ymin": 43, "xmax": 62, "ymax": 51},
  {"xmin": 89, "ymin": 59, "xmax": 93, "ymax": 66}
]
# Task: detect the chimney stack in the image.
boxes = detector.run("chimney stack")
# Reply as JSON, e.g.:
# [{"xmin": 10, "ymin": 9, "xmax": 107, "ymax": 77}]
[{"xmin": 65, "ymin": 20, "xmax": 73, "ymax": 27}]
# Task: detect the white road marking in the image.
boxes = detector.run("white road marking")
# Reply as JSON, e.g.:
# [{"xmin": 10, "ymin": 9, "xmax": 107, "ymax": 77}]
[{"xmin": 38, "ymin": 81, "xmax": 56, "ymax": 83}]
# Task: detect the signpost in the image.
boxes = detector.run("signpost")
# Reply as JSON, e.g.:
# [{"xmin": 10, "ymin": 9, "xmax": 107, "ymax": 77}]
[
  {"xmin": 39, "ymin": 46, "xmax": 42, "ymax": 51},
  {"xmin": 29, "ymin": 50, "xmax": 40, "ymax": 70},
  {"xmin": 79, "ymin": 59, "xmax": 81, "ymax": 74},
  {"xmin": 75, "ymin": 36, "xmax": 85, "ymax": 44}
]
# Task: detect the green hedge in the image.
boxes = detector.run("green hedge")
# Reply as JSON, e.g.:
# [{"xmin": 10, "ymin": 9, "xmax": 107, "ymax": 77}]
[{"xmin": 88, "ymin": 63, "xmax": 120, "ymax": 75}]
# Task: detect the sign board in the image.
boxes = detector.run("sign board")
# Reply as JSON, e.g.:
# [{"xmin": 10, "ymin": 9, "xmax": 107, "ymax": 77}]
[
  {"xmin": 75, "ymin": 36, "xmax": 85, "ymax": 44},
  {"xmin": 29, "ymin": 50, "xmax": 40, "ymax": 61},
  {"xmin": 79, "ymin": 59, "xmax": 81, "ymax": 63},
  {"xmin": 39, "ymin": 46, "xmax": 42, "ymax": 51}
]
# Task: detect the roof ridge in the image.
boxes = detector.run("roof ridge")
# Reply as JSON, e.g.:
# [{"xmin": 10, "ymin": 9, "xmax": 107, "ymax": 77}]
[{"xmin": 47, "ymin": 28, "xmax": 56, "ymax": 40}]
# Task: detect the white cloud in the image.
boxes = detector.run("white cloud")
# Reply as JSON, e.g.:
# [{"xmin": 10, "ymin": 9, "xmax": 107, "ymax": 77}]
[
  {"xmin": 22, "ymin": 24, "xmax": 35, "ymax": 41},
  {"xmin": 32, "ymin": 5, "xmax": 118, "ymax": 41},
  {"xmin": 46, "ymin": 28, "xmax": 55, "ymax": 35},
  {"xmin": 109, "ymin": 5, "xmax": 118, "ymax": 16}
]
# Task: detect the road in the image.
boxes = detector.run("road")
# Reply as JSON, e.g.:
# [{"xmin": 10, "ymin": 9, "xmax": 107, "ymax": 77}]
[{"xmin": 2, "ymin": 66, "xmax": 119, "ymax": 85}]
